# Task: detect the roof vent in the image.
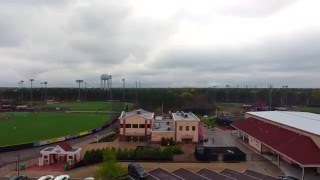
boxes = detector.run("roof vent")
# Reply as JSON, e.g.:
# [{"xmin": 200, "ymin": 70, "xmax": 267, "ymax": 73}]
[
  {"xmin": 137, "ymin": 110, "xmax": 141, "ymax": 114},
  {"xmin": 167, "ymin": 127, "xmax": 171, "ymax": 131},
  {"xmin": 166, "ymin": 121, "xmax": 170, "ymax": 125},
  {"xmin": 184, "ymin": 114, "xmax": 188, "ymax": 118}
]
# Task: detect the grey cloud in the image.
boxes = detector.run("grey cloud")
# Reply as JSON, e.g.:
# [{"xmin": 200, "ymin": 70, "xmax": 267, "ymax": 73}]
[{"xmin": 221, "ymin": 0, "xmax": 298, "ymax": 17}]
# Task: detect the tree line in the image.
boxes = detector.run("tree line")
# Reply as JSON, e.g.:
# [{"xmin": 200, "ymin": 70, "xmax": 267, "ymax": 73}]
[{"xmin": 1, "ymin": 87, "xmax": 320, "ymax": 113}]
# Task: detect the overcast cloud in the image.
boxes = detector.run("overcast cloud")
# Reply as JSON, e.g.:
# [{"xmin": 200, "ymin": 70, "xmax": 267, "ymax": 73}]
[{"xmin": 0, "ymin": 0, "xmax": 319, "ymax": 88}]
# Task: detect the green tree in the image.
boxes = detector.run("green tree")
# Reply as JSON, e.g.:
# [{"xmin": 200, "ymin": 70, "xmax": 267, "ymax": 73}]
[{"xmin": 94, "ymin": 148, "xmax": 126, "ymax": 180}]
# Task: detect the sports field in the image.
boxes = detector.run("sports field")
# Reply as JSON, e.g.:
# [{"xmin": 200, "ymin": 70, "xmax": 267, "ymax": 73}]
[
  {"xmin": 298, "ymin": 106, "xmax": 320, "ymax": 114},
  {"xmin": 45, "ymin": 101, "xmax": 131, "ymax": 111},
  {"xmin": 0, "ymin": 112, "xmax": 110, "ymax": 147}
]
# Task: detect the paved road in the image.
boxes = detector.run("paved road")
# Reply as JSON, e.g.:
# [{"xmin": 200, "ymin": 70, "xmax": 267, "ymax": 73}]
[{"xmin": 0, "ymin": 120, "xmax": 117, "ymax": 168}]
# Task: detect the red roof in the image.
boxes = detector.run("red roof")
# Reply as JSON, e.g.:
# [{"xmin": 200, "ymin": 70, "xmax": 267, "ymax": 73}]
[
  {"xmin": 232, "ymin": 118, "xmax": 320, "ymax": 166},
  {"xmin": 57, "ymin": 142, "xmax": 73, "ymax": 151}
]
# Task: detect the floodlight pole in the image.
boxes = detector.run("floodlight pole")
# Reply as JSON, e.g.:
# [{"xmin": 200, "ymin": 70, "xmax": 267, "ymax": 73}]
[
  {"xmin": 20, "ymin": 81, "xmax": 24, "ymax": 103},
  {"xmin": 245, "ymin": 85, "xmax": 248, "ymax": 104},
  {"xmin": 226, "ymin": 85, "xmax": 230, "ymax": 103},
  {"xmin": 18, "ymin": 82, "xmax": 21, "ymax": 102},
  {"xmin": 76, "ymin": 80, "xmax": 83, "ymax": 101},
  {"xmin": 268, "ymin": 84, "xmax": 273, "ymax": 109},
  {"xmin": 30, "ymin": 79, "xmax": 34, "ymax": 106},
  {"xmin": 283, "ymin": 85, "xmax": 288, "ymax": 106},
  {"xmin": 84, "ymin": 82, "xmax": 87, "ymax": 101},
  {"xmin": 44, "ymin": 82, "xmax": 47, "ymax": 103},
  {"xmin": 122, "ymin": 78, "xmax": 125, "ymax": 102}
]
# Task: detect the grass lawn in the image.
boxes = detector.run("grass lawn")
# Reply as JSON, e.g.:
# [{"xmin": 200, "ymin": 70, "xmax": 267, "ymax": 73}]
[
  {"xmin": 45, "ymin": 101, "xmax": 132, "ymax": 111},
  {"xmin": 298, "ymin": 106, "xmax": 320, "ymax": 114},
  {"xmin": 0, "ymin": 112, "xmax": 110, "ymax": 146}
]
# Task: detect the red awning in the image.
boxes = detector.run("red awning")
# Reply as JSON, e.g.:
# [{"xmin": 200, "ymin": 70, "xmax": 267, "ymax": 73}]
[{"xmin": 232, "ymin": 118, "xmax": 320, "ymax": 166}]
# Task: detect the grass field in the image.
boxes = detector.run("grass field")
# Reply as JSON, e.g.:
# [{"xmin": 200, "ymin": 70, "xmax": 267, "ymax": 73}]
[
  {"xmin": 297, "ymin": 106, "xmax": 320, "ymax": 114},
  {"xmin": 0, "ymin": 112, "xmax": 110, "ymax": 146},
  {"xmin": 45, "ymin": 101, "xmax": 132, "ymax": 111}
]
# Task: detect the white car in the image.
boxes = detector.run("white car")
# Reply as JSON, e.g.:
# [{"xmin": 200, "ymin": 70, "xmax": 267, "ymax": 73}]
[
  {"xmin": 54, "ymin": 175, "xmax": 69, "ymax": 180},
  {"xmin": 38, "ymin": 175, "xmax": 54, "ymax": 180}
]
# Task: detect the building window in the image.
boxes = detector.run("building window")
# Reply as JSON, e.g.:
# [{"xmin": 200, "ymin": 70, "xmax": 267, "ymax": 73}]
[
  {"xmin": 179, "ymin": 126, "xmax": 183, "ymax": 131},
  {"xmin": 147, "ymin": 124, "xmax": 151, "ymax": 128},
  {"xmin": 132, "ymin": 124, "xmax": 138, "ymax": 128},
  {"xmin": 139, "ymin": 124, "xmax": 145, "ymax": 128},
  {"xmin": 192, "ymin": 126, "xmax": 195, "ymax": 131},
  {"xmin": 119, "ymin": 124, "xmax": 123, "ymax": 128},
  {"xmin": 186, "ymin": 126, "xmax": 189, "ymax": 131},
  {"xmin": 125, "ymin": 124, "xmax": 131, "ymax": 128}
]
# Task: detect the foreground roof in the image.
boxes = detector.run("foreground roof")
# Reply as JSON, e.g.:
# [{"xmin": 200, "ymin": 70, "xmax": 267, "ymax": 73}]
[
  {"xmin": 232, "ymin": 118, "xmax": 320, "ymax": 166},
  {"xmin": 247, "ymin": 111, "xmax": 320, "ymax": 136}
]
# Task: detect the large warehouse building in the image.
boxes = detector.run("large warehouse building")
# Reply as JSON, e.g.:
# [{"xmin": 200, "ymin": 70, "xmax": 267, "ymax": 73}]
[{"xmin": 232, "ymin": 111, "xmax": 320, "ymax": 180}]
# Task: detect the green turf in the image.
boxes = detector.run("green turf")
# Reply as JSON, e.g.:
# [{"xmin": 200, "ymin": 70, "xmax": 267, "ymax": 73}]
[
  {"xmin": 0, "ymin": 112, "xmax": 110, "ymax": 146},
  {"xmin": 45, "ymin": 101, "xmax": 132, "ymax": 111},
  {"xmin": 298, "ymin": 106, "xmax": 320, "ymax": 114}
]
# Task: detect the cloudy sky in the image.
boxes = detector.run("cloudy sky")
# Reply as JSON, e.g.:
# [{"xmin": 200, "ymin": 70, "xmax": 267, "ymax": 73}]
[{"xmin": 0, "ymin": 0, "xmax": 320, "ymax": 88}]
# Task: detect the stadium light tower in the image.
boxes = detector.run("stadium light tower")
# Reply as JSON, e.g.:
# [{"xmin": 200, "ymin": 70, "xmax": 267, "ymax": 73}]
[
  {"xmin": 76, "ymin": 80, "xmax": 83, "ymax": 101},
  {"xmin": 29, "ymin": 79, "xmax": 34, "ymax": 106}
]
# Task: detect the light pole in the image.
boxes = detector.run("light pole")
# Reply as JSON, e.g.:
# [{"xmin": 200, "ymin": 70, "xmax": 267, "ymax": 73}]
[
  {"xmin": 18, "ymin": 82, "xmax": 21, "ymax": 102},
  {"xmin": 122, "ymin": 78, "xmax": 125, "ymax": 102},
  {"xmin": 213, "ymin": 86, "xmax": 217, "ymax": 102},
  {"xmin": 44, "ymin": 82, "xmax": 47, "ymax": 103},
  {"xmin": 16, "ymin": 153, "xmax": 20, "ymax": 175},
  {"xmin": 76, "ymin": 80, "xmax": 83, "ymax": 101},
  {"xmin": 283, "ymin": 85, "xmax": 288, "ymax": 106},
  {"xmin": 30, "ymin": 79, "xmax": 34, "ymax": 106},
  {"xmin": 245, "ymin": 85, "xmax": 248, "ymax": 104},
  {"xmin": 20, "ymin": 80, "xmax": 24, "ymax": 103},
  {"xmin": 268, "ymin": 84, "xmax": 273, "ymax": 109},
  {"xmin": 84, "ymin": 82, "xmax": 87, "ymax": 101},
  {"xmin": 226, "ymin": 85, "xmax": 230, "ymax": 103}
]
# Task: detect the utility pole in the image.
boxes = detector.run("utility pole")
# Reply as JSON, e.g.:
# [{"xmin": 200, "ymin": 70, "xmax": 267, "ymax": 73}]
[{"xmin": 30, "ymin": 79, "xmax": 34, "ymax": 106}]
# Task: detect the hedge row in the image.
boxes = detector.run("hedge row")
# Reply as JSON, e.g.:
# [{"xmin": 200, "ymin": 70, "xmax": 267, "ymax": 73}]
[{"xmin": 82, "ymin": 145, "xmax": 183, "ymax": 165}]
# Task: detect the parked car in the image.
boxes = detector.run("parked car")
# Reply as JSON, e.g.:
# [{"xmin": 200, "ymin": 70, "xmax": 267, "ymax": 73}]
[
  {"xmin": 53, "ymin": 175, "xmax": 69, "ymax": 180},
  {"xmin": 9, "ymin": 176, "xmax": 27, "ymax": 180},
  {"xmin": 38, "ymin": 175, "xmax": 54, "ymax": 180},
  {"xmin": 128, "ymin": 163, "xmax": 148, "ymax": 179},
  {"xmin": 84, "ymin": 178, "xmax": 94, "ymax": 180},
  {"xmin": 276, "ymin": 175, "xmax": 300, "ymax": 180}
]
